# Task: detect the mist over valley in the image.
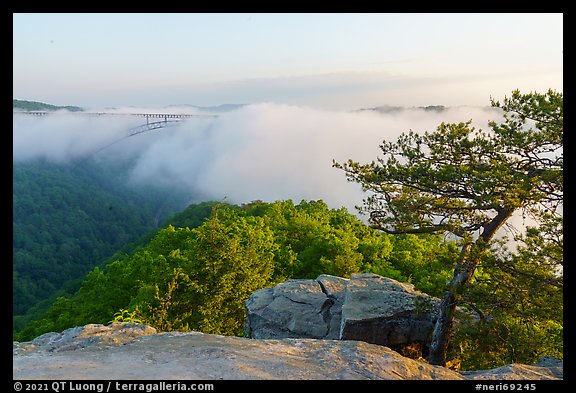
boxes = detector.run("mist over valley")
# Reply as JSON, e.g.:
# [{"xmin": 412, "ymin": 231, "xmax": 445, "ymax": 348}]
[{"xmin": 13, "ymin": 101, "xmax": 503, "ymax": 213}]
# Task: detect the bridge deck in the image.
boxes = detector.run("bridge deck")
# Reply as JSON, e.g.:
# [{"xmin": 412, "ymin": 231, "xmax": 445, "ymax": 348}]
[{"xmin": 13, "ymin": 112, "xmax": 218, "ymax": 118}]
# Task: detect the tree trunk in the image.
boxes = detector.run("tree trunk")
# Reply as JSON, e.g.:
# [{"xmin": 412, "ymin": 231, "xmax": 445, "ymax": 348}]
[
  {"xmin": 428, "ymin": 207, "xmax": 515, "ymax": 366},
  {"xmin": 428, "ymin": 243, "xmax": 472, "ymax": 366},
  {"xmin": 428, "ymin": 290, "xmax": 457, "ymax": 366}
]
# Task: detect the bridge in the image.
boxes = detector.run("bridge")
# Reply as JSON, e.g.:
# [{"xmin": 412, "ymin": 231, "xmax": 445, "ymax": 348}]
[
  {"xmin": 15, "ymin": 110, "xmax": 219, "ymax": 134},
  {"xmin": 14, "ymin": 111, "xmax": 219, "ymax": 167},
  {"xmin": 13, "ymin": 111, "xmax": 218, "ymax": 120},
  {"xmin": 14, "ymin": 110, "xmax": 219, "ymax": 142}
]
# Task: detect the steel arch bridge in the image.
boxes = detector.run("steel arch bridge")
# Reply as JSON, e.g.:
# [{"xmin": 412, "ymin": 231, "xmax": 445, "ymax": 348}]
[{"xmin": 13, "ymin": 111, "xmax": 219, "ymax": 168}]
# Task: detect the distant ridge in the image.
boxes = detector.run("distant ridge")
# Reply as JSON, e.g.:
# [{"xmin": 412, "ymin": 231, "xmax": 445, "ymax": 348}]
[
  {"xmin": 355, "ymin": 105, "xmax": 448, "ymax": 114},
  {"xmin": 18, "ymin": 102, "xmax": 246, "ymax": 113},
  {"xmin": 165, "ymin": 103, "xmax": 246, "ymax": 113},
  {"xmin": 13, "ymin": 99, "xmax": 84, "ymax": 112}
]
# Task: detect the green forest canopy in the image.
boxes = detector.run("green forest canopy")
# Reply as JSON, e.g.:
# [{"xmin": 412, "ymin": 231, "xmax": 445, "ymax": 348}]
[
  {"xmin": 13, "ymin": 159, "xmax": 189, "ymax": 329},
  {"xmin": 15, "ymin": 200, "xmax": 457, "ymax": 337}
]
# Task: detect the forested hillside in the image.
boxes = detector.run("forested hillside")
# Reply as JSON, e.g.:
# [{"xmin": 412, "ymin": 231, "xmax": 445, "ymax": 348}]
[
  {"xmin": 13, "ymin": 99, "xmax": 84, "ymax": 112},
  {"xmin": 15, "ymin": 199, "xmax": 459, "ymax": 339},
  {"xmin": 13, "ymin": 159, "xmax": 190, "ymax": 330}
]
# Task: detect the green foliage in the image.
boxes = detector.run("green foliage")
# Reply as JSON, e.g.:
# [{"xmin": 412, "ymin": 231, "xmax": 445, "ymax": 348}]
[
  {"xmin": 129, "ymin": 213, "xmax": 278, "ymax": 335},
  {"xmin": 452, "ymin": 210, "xmax": 563, "ymax": 370},
  {"xmin": 17, "ymin": 199, "xmax": 458, "ymax": 341},
  {"xmin": 162, "ymin": 201, "xmax": 223, "ymax": 230},
  {"xmin": 454, "ymin": 317, "xmax": 562, "ymax": 371},
  {"xmin": 334, "ymin": 89, "xmax": 562, "ymax": 244},
  {"xmin": 109, "ymin": 308, "xmax": 144, "ymax": 324},
  {"xmin": 13, "ymin": 159, "xmax": 189, "ymax": 330},
  {"xmin": 387, "ymin": 234, "xmax": 458, "ymax": 297},
  {"xmin": 239, "ymin": 200, "xmax": 394, "ymax": 279}
]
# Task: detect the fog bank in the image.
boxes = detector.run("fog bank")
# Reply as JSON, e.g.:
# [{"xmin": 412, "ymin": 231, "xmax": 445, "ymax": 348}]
[{"xmin": 13, "ymin": 103, "xmax": 503, "ymax": 216}]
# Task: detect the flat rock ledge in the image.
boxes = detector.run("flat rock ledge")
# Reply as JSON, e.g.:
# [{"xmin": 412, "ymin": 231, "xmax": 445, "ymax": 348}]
[{"xmin": 13, "ymin": 323, "xmax": 563, "ymax": 380}]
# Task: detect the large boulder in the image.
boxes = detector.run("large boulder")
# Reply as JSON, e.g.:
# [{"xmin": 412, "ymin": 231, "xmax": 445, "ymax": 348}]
[{"xmin": 245, "ymin": 273, "xmax": 440, "ymax": 355}]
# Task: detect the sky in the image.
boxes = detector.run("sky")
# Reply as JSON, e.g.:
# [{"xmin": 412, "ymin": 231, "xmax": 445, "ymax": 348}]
[{"xmin": 13, "ymin": 13, "xmax": 563, "ymax": 110}]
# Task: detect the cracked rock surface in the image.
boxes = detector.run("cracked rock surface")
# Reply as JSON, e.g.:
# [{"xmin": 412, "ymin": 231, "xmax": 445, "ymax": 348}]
[{"xmin": 13, "ymin": 325, "xmax": 562, "ymax": 380}]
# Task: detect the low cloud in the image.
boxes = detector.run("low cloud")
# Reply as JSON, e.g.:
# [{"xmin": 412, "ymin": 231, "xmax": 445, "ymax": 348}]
[{"xmin": 14, "ymin": 103, "xmax": 503, "ymax": 217}]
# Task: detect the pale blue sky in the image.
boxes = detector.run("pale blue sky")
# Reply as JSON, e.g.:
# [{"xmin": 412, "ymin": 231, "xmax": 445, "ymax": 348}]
[{"xmin": 13, "ymin": 13, "xmax": 563, "ymax": 110}]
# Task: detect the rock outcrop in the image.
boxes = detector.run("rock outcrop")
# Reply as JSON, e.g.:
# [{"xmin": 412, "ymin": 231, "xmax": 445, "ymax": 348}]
[
  {"xmin": 13, "ymin": 323, "xmax": 562, "ymax": 380},
  {"xmin": 246, "ymin": 273, "xmax": 442, "ymax": 355}
]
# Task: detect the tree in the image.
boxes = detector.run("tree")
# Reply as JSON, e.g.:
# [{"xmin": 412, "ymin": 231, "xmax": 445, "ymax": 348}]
[
  {"xmin": 333, "ymin": 89, "xmax": 562, "ymax": 365},
  {"xmin": 121, "ymin": 211, "xmax": 279, "ymax": 335}
]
